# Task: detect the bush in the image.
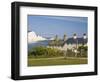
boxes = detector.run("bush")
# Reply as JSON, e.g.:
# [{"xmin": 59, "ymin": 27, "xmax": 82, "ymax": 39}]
[
  {"xmin": 77, "ymin": 46, "xmax": 88, "ymax": 57},
  {"xmin": 28, "ymin": 46, "xmax": 64, "ymax": 58},
  {"xmin": 67, "ymin": 49, "xmax": 75, "ymax": 57}
]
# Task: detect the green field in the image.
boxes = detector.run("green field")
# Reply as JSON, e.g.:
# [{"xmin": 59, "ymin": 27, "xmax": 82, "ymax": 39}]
[
  {"xmin": 28, "ymin": 46, "xmax": 88, "ymax": 66},
  {"xmin": 28, "ymin": 57, "xmax": 87, "ymax": 66}
]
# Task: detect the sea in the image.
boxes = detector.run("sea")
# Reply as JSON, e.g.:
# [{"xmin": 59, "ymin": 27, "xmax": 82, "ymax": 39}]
[{"xmin": 28, "ymin": 40, "xmax": 51, "ymax": 50}]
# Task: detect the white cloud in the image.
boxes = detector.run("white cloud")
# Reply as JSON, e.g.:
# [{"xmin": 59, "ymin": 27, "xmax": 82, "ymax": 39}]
[{"xmin": 28, "ymin": 31, "xmax": 47, "ymax": 43}]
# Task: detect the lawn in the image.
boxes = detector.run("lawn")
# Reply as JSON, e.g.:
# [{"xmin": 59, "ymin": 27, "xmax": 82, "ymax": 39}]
[{"xmin": 28, "ymin": 57, "xmax": 87, "ymax": 66}]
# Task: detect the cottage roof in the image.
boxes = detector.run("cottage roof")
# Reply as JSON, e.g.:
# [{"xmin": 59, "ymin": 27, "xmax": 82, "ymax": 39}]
[
  {"xmin": 66, "ymin": 38, "xmax": 87, "ymax": 44},
  {"xmin": 48, "ymin": 38, "xmax": 87, "ymax": 47}
]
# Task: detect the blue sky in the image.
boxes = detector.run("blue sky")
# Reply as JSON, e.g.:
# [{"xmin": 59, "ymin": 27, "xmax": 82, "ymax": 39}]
[{"xmin": 28, "ymin": 15, "xmax": 87, "ymax": 38}]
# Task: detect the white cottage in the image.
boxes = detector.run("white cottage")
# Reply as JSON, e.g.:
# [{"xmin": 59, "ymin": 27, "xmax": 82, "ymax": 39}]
[{"xmin": 48, "ymin": 37, "xmax": 87, "ymax": 51}]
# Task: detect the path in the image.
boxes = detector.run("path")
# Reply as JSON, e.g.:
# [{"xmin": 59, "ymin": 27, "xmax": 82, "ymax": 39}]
[{"xmin": 29, "ymin": 57, "xmax": 87, "ymax": 60}]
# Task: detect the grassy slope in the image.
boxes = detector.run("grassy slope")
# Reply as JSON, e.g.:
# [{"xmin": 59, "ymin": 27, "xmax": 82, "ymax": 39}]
[{"xmin": 28, "ymin": 57, "xmax": 87, "ymax": 66}]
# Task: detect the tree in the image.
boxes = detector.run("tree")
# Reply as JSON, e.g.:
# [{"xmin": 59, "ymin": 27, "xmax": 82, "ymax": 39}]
[
  {"xmin": 78, "ymin": 45, "xmax": 88, "ymax": 57},
  {"xmin": 63, "ymin": 34, "xmax": 67, "ymax": 42},
  {"xmin": 54, "ymin": 35, "xmax": 59, "ymax": 41},
  {"xmin": 53, "ymin": 35, "xmax": 59, "ymax": 46}
]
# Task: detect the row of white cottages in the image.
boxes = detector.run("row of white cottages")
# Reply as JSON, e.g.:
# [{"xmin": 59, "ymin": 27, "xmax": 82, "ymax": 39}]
[{"xmin": 47, "ymin": 38, "xmax": 87, "ymax": 51}]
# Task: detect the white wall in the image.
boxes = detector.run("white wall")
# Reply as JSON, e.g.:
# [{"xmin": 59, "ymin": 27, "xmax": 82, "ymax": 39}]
[{"xmin": 0, "ymin": 0, "xmax": 99, "ymax": 82}]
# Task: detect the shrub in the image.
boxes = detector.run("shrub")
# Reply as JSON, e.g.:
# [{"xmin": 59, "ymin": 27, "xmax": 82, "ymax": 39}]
[
  {"xmin": 28, "ymin": 46, "xmax": 64, "ymax": 58},
  {"xmin": 77, "ymin": 45, "xmax": 88, "ymax": 57}
]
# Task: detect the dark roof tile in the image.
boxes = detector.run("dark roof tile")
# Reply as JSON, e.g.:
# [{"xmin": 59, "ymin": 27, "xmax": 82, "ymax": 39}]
[{"xmin": 66, "ymin": 38, "xmax": 87, "ymax": 44}]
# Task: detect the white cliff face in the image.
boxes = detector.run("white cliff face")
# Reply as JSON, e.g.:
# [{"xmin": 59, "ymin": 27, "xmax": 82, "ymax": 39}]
[
  {"xmin": 49, "ymin": 37, "xmax": 54, "ymax": 40},
  {"xmin": 28, "ymin": 31, "xmax": 46, "ymax": 43}
]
